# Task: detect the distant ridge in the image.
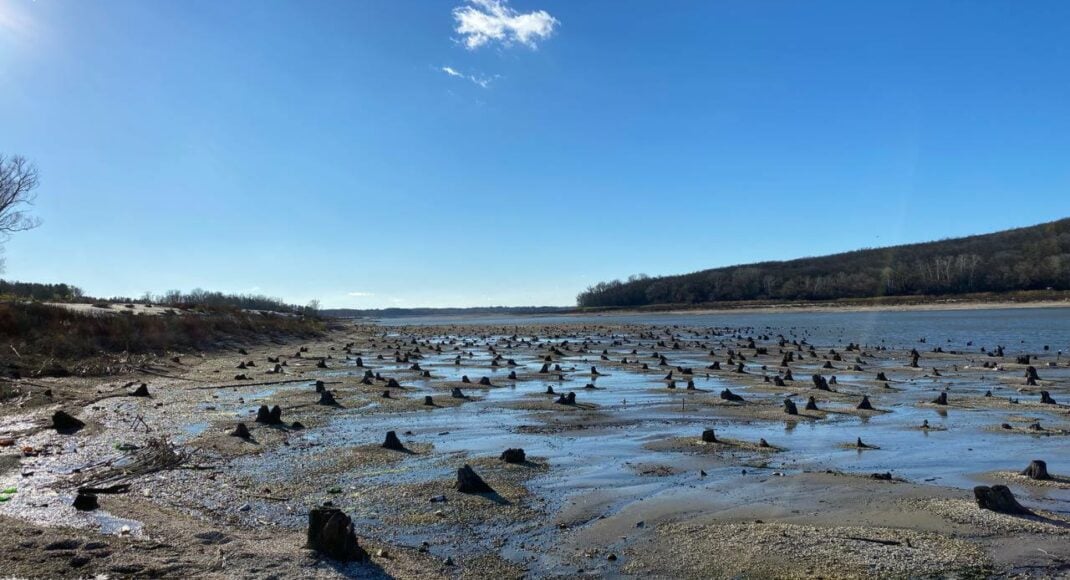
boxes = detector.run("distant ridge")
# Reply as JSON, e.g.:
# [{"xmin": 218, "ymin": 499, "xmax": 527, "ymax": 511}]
[{"xmin": 577, "ymin": 218, "xmax": 1070, "ymax": 308}]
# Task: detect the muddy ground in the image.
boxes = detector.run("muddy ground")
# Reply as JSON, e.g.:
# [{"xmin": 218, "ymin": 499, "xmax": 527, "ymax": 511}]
[{"xmin": 2, "ymin": 321, "xmax": 1070, "ymax": 578}]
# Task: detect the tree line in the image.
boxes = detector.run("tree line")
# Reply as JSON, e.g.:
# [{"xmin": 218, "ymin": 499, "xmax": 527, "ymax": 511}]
[{"xmin": 577, "ymin": 218, "xmax": 1070, "ymax": 308}]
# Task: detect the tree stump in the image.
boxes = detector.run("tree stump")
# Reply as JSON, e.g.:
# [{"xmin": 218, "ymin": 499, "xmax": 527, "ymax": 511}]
[
  {"xmin": 805, "ymin": 396, "xmax": 819, "ymax": 411},
  {"xmin": 318, "ymin": 390, "xmax": 339, "ymax": 406},
  {"xmin": 974, "ymin": 485, "xmax": 1031, "ymax": 515},
  {"xmin": 307, "ymin": 506, "xmax": 368, "ymax": 562},
  {"xmin": 423, "ymin": 396, "xmax": 434, "ymax": 406},
  {"xmin": 131, "ymin": 384, "xmax": 150, "ymax": 397},
  {"xmin": 783, "ymin": 398, "xmax": 798, "ymax": 415},
  {"xmin": 478, "ymin": 377, "xmax": 492, "ymax": 386},
  {"xmin": 230, "ymin": 423, "xmax": 251, "ymax": 439},
  {"xmin": 701, "ymin": 429, "xmax": 717, "ymax": 443},
  {"xmin": 451, "ymin": 388, "xmax": 465, "ymax": 399},
  {"xmin": 932, "ymin": 392, "xmax": 948, "ymax": 405},
  {"xmin": 382, "ymin": 431, "xmax": 406, "ymax": 451},
  {"xmin": 1021, "ymin": 460, "xmax": 1051, "ymax": 480},
  {"xmin": 52, "ymin": 411, "xmax": 85, "ymax": 434},
  {"xmin": 720, "ymin": 389, "xmax": 744, "ymax": 402},
  {"xmin": 857, "ymin": 396, "xmax": 874, "ymax": 410},
  {"xmin": 73, "ymin": 492, "xmax": 98, "ymax": 511},
  {"xmin": 456, "ymin": 464, "xmax": 494, "ymax": 493},
  {"xmin": 500, "ymin": 448, "xmax": 526, "ymax": 463},
  {"xmin": 1040, "ymin": 391, "xmax": 1057, "ymax": 405}
]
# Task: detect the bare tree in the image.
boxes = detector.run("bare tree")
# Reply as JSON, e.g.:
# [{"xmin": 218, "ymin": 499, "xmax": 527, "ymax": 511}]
[{"xmin": 0, "ymin": 155, "xmax": 42, "ymax": 237}]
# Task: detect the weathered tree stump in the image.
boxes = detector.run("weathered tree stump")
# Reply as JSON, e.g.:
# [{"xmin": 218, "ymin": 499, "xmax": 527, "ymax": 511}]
[
  {"xmin": 478, "ymin": 377, "xmax": 492, "ymax": 386},
  {"xmin": 456, "ymin": 464, "xmax": 494, "ymax": 493},
  {"xmin": 230, "ymin": 422, "xmax": 251, "ymax": 439},
  {"xmin": 783, "ymin": 398, "xmax": 798, "ymax": 415},
  {"xmin": 424, "ymin": 396, "xmax": 434, "ymax": 406},
  {"xmin": 307, "ymin": 506, "xmax": 368, "ymax": 561},
  {"xmin": 131, "ymin": 384, "xmax": 150, "ymax": 397},
  {"xmin": 451, "ymin": 387, "xmax": 465, "ymax": 399},
  {"xmin": 318, "ymin": 390, "xmax": 339, "ymax": 406},
  {"xmin": 974, "ymin": 485, "xmax": 1031, "ymax": 515},
  {"xmin": 500, "ymin": 448, "xmax": 526, "ymax": 463},
  {"xmin": 857, "ymin": 395, "xmax": 874, "ymax": 410},
  {"xmin": 73, "ymin": 492, "xmax": 98, "ymax": 511},
  {"xmin": 52, "ymin": 411, "xmax": 85, "ymax": 433},
  {"xmin": 933, "ymin": 392, "xmax": 948, "ymax": 405},
  {"xmin": 545, "ymin": 386, "xmax": 555, "ymax": 395},
  {"xmin": 805, "ymin": 396, "xmax": 819, "ymax": 411},
  {"xmin": 701, "ymin": 429, "xmax": 717, "ymax": 443},
  {"xmin": 1021, "ymin": 460, "xmax": 1051, "ymax": 480},
  {"xmin": 812, "ymin": 374, "xmax": 830, "ymax": 391},
  {"xmin": 720, "ymin": 389, "xmax": 744, "ymax": 402},
  {"xmin": 1040, "ymin": 391, "xmax": 1057, "ymax": 405},
  {"xmin": 382, "ymin": 430, "xmax": 406, "ymax": 451}
]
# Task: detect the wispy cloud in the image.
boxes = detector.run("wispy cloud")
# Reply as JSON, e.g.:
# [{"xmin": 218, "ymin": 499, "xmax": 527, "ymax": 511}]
[
  {"xmin": 347, "ymin": 291, "xmax": 375, "ymax": 297},
  {"xmin": 453, "ymin": 0, "xmax": 558, "ymax": 50},
  {"xmin": 440, "ymin": 65, "xmax": 494, "ymax": 88}
]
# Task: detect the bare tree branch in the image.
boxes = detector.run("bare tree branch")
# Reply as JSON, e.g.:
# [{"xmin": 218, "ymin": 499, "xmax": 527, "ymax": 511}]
[{"xmin": 0, "ymin": 154, "xmax": 42, "ymax": 237}]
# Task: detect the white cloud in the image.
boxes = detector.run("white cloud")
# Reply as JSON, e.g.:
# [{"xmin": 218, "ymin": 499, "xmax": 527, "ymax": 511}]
[
  {"xmin": 440, "ymin": 65, "xmax": 494, "ymax": 88},
  {"xmin": 347, "ymin": 291, "xmax": 375, "ymax": 297},
  {"xmin": 453, "ymin": 0, "xmax": 558, "ymax": 50}
]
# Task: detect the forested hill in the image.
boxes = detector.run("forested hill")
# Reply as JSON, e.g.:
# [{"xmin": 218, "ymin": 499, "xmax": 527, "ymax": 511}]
[{"xmin": 577, "ymin": 218, "xmax": 1070, "ymax": 308}]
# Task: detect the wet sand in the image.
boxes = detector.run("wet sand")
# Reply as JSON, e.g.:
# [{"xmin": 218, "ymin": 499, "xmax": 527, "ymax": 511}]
[{"xmin": 2, "ymin": 320, "xmax": 1070, "ymax": 578}]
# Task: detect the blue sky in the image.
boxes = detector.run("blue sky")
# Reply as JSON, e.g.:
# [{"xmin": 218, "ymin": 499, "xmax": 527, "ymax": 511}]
[{"xmin": 1, "ymin": 0, "xmax": 1068, "ymax": 308}]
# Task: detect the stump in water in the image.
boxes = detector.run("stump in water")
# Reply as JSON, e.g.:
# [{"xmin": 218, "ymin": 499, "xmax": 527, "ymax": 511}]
[
  {"xmin": 456, "ymin": 464, "xmax": 494, "ymax": 493},
  {"xmin": 318, "ymin": 390, "xmax": 339, "ymax": 406},
  {"xmin": 131, "ymin": 384, "xmax": 150, "ymax": 397},
  {"xmin": 316, "ymin": 359, "xmax": 328, "ymax": 369},
  {"xmin": 539, "ymin": 363, "xmax": 550, "ymax": 374},
  {"xmin": 381, "ymin": 390, "xmax": 391, "ymax": 399},
  {"xmin": 307, "ymin": 506, "xmax": 368, "ymax": 562},
  {"xmin": 773, "ymin": 376, "xmax": 785, "ymax": 387},
  {"xmin": 783, "ymin": 398, "xmax": 798, "ymax": 415},
  {"xmin": 720, "ymin": 389, "xmax": 744, "ymax": 402},
  {"xmin": 856, "ymin": 395, "xmax": 874, "ymax": 410},
  {"xmin": 686, "ymin": 380, "xmax": 696, "ymax": 390},
  {"xmin": 856, "ymin": 437, "xmax": 876, "ymax": 449},
  {"xmin": 451, "ymin": 388, "xmax": 465, "ymax": 399},
  {"xmin": 73, "ymin": 492, "xmax": 98, "ymax": 511},
  {"xmin": 811, "ymin": 374, "xmax": 830, "ymax": 391},
  {"xmin": 1040, "ymin": 391, "xmax": 1057, "ymax": 405},
  {"xmin": 424, "ymin": 395, "xmax": 434, "ymax": 406},
  {"xmin": 52, "ymin": 411, "xmax": 85, "ymax": 433},
  {"xmin": 315, "ymin": 380, "xmax": 326, "ymax": 393},
  {"xmin": 478, "ymin": 377, "xmax": 492, "ymax": 386},
  {"xmin": 701, "ymin": 429, "xmax": 717, "ymax": 443},
  {"xmin": 1016, "ymin": 355, "xmax": 1031, "ymax": 365},
  {"xmin": 231, "ymin": 423, "xmax": 251, "ymax": 439},
  {"xmin": 974, "ymin": 485, "xmax": 1031, "ymax": 515},
  {"xmin": 382, "ymin": 431, "xmax": 406, "ymax": 451},
  {"xmin": 933, "ymin": 392, "xmax": 948, "ymax": 405},
  {"xmin": 500, "ymin": 448, "xmax": 526, "ymax": 463},
  {"xmin": 386, "ymin": 378, "xmax": 401, "ymax": 389},
  {"xmin": 546, "ymin": 386, "xmax": 555, "ymax": 395},
  {"xmin": 1021, "ymin": 460, "xmax": 1051, "ymax": 480},
  {"xmin": 805, "ymin": 396, "xmax": 819, "ymax": 411},
  {"xmin": 1025, "ymin": 366, "xmax": 1039, "ymax": 383},
  {"xmin": 461, "ymin": 376, "xmax": 471, "ymax": 384},
  {"xmin": 759, "ymin": 438, "xmax": 770, "ymax": 448},
  {"xmin": 508, "ymin": 371, "xmax": 517, "ymax": 380}
]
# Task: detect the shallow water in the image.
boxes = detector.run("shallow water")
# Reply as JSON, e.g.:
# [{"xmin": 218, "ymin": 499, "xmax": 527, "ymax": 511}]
[{"xmin": 379, "ymin": 306, "xmax": 1070, "ymax": 353}]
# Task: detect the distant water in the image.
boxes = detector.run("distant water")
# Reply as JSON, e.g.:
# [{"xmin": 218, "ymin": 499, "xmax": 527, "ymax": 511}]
[{"xmin": 378, "ymin": 306, "xmax": 1070, "ymax": 353}]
